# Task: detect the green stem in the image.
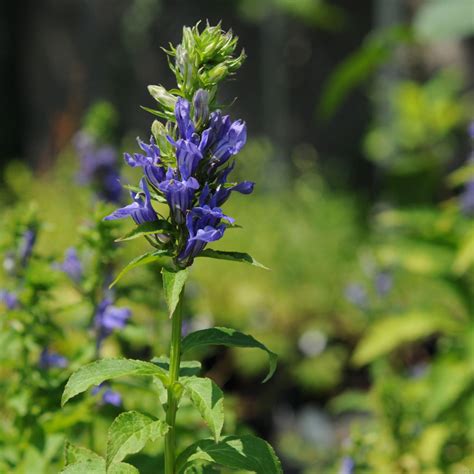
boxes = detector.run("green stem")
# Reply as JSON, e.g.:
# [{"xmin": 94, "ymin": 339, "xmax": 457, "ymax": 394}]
[{"xmin": 164, "ymin": 291, "xmax": 184, "ymax": 474}]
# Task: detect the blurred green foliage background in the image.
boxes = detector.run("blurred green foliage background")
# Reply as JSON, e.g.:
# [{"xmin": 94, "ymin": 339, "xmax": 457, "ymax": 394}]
[{"xmin": 0, "ymin": 1, "xmax": 473, "ymax": 473}]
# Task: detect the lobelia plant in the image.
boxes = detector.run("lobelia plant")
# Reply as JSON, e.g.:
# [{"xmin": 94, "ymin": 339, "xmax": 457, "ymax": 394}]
[{"xmin": 61, "ymin": 23, "xmax": 283, "ymax": 473}]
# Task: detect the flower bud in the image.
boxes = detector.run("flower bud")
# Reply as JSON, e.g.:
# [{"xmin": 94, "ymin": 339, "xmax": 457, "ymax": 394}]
[
  {"xmin": 205, "ymin": 64, "xmax": 228, "ymax": 85},
  {"xmin": 193, "ymin": 89, "xmax": 209, "ymax": 127},
  {"xmin": 148, "ymin": 85, "xmax": 177, "ymax": 111}
]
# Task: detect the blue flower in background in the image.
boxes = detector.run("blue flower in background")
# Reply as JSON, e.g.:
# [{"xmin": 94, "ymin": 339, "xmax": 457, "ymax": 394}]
[
  {"xmin": 104, "ymin": 178, "xmax": 158, "ymax": 224},
  {"xmin": 460, "ymin": 180, "xmax": 474, "ymax": 216},
  {"xmin": 375, "ymin": 270, "xmax": 393, "ymax": 297},
  {"xmin": 59, "ymin": 247, "xmax": 83, "ymax": 283},
  {"xmin": 0, "ymin": 290, "xmax": 19, "ymax": 310},
  {"xmin": 74, "ymin": 131, "xmax": 122, "ymax": 203},
  {"xmin": 39, "ymin": 348, "xmax": 68, "ymax": 369},
  {"xmin": 19, "ymin": 229, "xmax": 37, "ymax": 267},
  {"xmin": 94, "ymin": 298, "xmax": 131, "ymax": 348},
  {"xmin": 92, "ymin": 383, "xmax": 122, "ymax": 407},
  {"xmin": 344, "ymin": 283, "xmax": 367, "ymax": 309},
  {"xmin": 339, "ymin": 456, "xmax": 354, "ymax": 474}
]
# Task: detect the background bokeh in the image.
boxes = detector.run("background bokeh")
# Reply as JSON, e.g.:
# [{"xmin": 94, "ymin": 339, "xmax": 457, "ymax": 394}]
[{"xmin": 1, "ymin": 1, "xmax": 473, "ymax": 473}]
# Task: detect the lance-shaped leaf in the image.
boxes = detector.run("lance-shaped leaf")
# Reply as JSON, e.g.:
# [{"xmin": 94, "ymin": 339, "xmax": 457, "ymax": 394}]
[
  {"xmin": 181, "ymin": 377, "xmax": 224, "ymax": 442},
  {"xmin": 152, "ymin": 356, "xmax": 202, "ymax": 377},
  {"xmin": 162, "ymin": 267, "xmax": 188, "ymax": 318},
  {"xmin": 197, "ymin": 249, "xmax": 268, "ymax": 269},
  {"xmin": 181, "ymin": 327, "xmax": 277, "ymax": 383},
  {"xmin": 176, "ymin": 435, "xmax": 283, "ymax": 474},
  {"xmin": 110, "ymin": 250, "xmax": 170, "ymax": 288},
  {"xmin": 115, "ymin": 220, "xmax": 173, "ymax": 242},
  {"xmin": 106, "ymin": 411, "xmax": 169, "ymax": 467},
  {"xmin": 62, "ymin": 359, "xmax": 169, "ymax": 406}
]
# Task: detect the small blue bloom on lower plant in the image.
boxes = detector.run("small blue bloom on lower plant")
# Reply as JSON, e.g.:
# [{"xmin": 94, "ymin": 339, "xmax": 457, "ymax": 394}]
[
  {"xmin": 0, "ymin": 290, "xmax": 19, "ymax": 310},
  {"xmin": 339, "ymin": 456, "xmax": 354, "ymax": 474},
  {"xmin": 19, "ymin": 229, "xmax": 37, "ymax": 267},
  {"xmin": 94, "ymin": 298, "xmax": 131, "ymax": 348},
  {"xmin": 92, "ymin": 383, "xmax": 122, "ymax": 407},
  {"xmin": 59, "ymin": 248, "xmax": 83, "ymax": 283},
  {"xmin": 39, "ymin": 348, "xmax": 68, "ymax": 369}
]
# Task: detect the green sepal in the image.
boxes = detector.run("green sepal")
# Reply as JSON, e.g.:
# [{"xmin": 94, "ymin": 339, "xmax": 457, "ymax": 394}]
[
  {"xmin": 110, "ymin": 250, "xmax": 171, "ymax": 288},
  {"xmin": 115, "ymin": 220, "xmax": 173, "ymax": 242},
  {"xmin": 181, "ymin": 327, "xmax": 277, "ymax": 383},
  {"xmin": 197, "ymin": 249, "xmax": 268, "ymax": 269}
]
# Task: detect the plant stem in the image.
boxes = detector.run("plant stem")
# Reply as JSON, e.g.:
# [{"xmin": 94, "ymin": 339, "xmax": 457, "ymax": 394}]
[{"xmin": 164, "ymin": 291, "xmax": 183, "ymax": 474}]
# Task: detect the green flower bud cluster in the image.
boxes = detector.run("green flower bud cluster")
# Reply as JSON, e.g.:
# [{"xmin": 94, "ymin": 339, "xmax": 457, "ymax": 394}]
[{"xmin": 162, "ymin": 21, "xmax": 246, "ymax": 101}]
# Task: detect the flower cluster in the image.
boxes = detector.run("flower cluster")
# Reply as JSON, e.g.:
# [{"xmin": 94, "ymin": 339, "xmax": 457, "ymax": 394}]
[{"xmin": 105, "ymin": 90, "xmax": 253, "ymax": 268}]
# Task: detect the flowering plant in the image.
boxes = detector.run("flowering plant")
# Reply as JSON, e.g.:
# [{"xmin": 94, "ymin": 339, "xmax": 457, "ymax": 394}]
[{"xmin": 61, "ymin": 23, "xmax": 282, "ymax": 473}]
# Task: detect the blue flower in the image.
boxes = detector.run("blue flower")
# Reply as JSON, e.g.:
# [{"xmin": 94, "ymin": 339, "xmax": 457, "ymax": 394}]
[
  {"xmin": 193, "ymin": 89, "xmax": 210, "ymax": 126},
  {"xmin": 104, "ymin": 178, "xmax": 158, "ymax": 224},
  {"xmin": 212, "ymin": 162, "xmax": 254, "ymax": 206},
  {"xmin": 19, "ymin": 229, "xmax": 37, "ymax": 267},
  {"xmin": 158, "ymin": 172, "xmax": 199, "ymax": 224},
  {"xmin": 74, "ymin": 132, "xmax": 122, "ymax": 203},
  {"xmin": 175, "ymin": 98, "xmax": 195, "ymax": 140},
  {"xmin": 39, "ymin": 348, "xmax": 68, "ymax": 369},
  {"xmin": 375, "ymin": 271, "xmax": 392, "ymax": 297},
  {"xmin": 339, "ymin": 456, "xmax": 354, "ymax": 474},
  {"xmin": 92, "ymin": 383, "xmax": 122, "ymax": 407},
  {"xmin": 344, "ymin": 283, "xmax": 367, "ymax": 309},
  {"xmin": 175, "ymin": 139, "xmax": 203, "ymax": 180},
  {"xmin": 178, "ymin": 205, "xmax": 234, "ymax": 265},
  {"xmin": 94, "ymin": 298, "xmax": 131, "ymax": 350},
  {"xmin": 0, "ymin": 290, "xmax": 19, "ymax": 310},
  {"xmin": 60, "ymin": 248, "xmax": 83, "ymax": 283}
]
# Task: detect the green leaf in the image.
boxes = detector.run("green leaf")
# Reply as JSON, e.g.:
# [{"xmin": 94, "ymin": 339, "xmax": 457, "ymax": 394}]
[
  {"xmin": 198, "ymin": 249, "xmax": 268, "ymax": 269},
  {"xmin": 62, "ymin": 359, "xmax": 169, "ymax": 406},
  {"xmin": 61, "ymin": 459, "xmax": 105, "ymax": 474},
  {"xmin": 181, "ymin": 377, "xmax": 224, "ymax": 442},
  {"xmin": 115, "ymin": 220, "xmax": 172, "ymax": 242},
  {"xmin": 106, "ymin": 411, "xmax": 168, "ymax": 467},
  {"xmin": 181, "ymin": 327, "xmax": 278, "ymax": 383},
  {"xmin": 152, "ymin": 356, "xmax": 202, "ymax": 377},
  {"xmin": 162, "ymin": 267, "xmax": 188, "ymax": 317},
  {"xmin": 352, "ymin": 311, "xmax": 459, "ymax": 366},
  {"xmin": 64, "ymin": 442, "xmax": 102, "ymax": 465},
  {"xmin": 110, "ymin": 251, "xmax": 170, "ymax": 288},
  {"xmin": 176, "ymin": 435, "xmax": 283, "ymax": 474},
  {"xmin": 108, "ymin": 463, "xmax": 140, "ymax": 474}
]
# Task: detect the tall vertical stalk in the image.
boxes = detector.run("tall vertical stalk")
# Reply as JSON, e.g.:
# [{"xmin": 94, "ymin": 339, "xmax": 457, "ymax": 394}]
[{"xmin": 164, "ymin": 291, "xmax": 183, "ymax": 474}]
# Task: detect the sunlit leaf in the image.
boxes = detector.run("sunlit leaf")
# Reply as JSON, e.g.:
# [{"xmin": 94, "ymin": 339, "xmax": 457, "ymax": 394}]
[
  {"xmin": 182, "ymin": 377, "xmax": 224, "ymax": 442},
  {"xmin": 176, "ymin": 435, "xmax": 283, "ymax": 473},
  {"xmin": 106, "ymin": 411, "xmax": 168, "ymax": 466},
  {"xmin": 115, "ymin": 220, "xmax": 172, "ymax": 242},
  {"xmin": 62, "ymin": 359, "xmax": 169, "ymax": 406},
  {"xmin": 198, "ymin": 249, "xmax": 268, "ymax": 269},
  {"xmin": 162, "ymin": 267, "xmax": 189, "ymax": 318},
  {"xmin": 110, "ymin": 250, "xmax": 170, "ymax": 288},
  {"xmin": 181, "ymin": 327, "xmax": 277, "ymax": 383}
]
